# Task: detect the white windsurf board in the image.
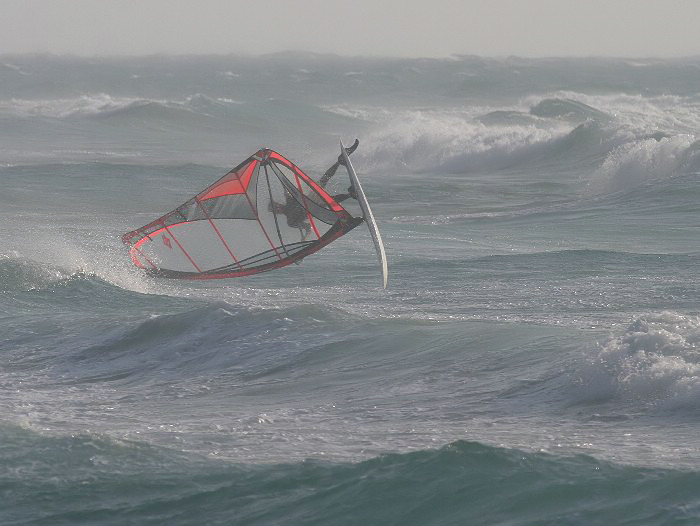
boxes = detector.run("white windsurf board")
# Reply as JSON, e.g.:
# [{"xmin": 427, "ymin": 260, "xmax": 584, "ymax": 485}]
[{"xmin": 340, "ymin": 139, "xmax": 388, "ymax": 289}]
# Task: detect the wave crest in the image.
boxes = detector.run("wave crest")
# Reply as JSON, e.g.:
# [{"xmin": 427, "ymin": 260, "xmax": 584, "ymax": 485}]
[
  {"xmin": 361, "ymin": 108, "xmax": 572, "ymax": 173},
  {"xmin": 0, "ymin": 253, "xmax": 71, "ymax": 292},
  {"xmin": 586, "ymin": 135, "xmax": 700, "ymax": 195}
]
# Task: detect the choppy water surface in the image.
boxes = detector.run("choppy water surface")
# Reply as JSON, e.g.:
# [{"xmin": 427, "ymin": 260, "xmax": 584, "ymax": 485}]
[{"xmin": 2, "ymin": 54, "xmax": 700, "ymax": 524}]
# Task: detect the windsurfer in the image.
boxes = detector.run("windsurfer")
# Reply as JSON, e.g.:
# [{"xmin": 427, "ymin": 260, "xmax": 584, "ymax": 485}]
[
  {"xmin": 268, "ymin": 190, "xmax": 312, "ymax": 239},
  {"xmin": 268, "ymin": 186, "xmax": 357, "ymax": 240}
]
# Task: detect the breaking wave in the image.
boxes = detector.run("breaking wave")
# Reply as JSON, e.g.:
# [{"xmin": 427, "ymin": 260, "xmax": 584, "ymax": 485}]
[
  {"xmin": 3, "ymin": 88, "xmax": 700, "ymax": 198},
  {"xmin": 574, "ymin": 312, "xmax": 700, "ymax": 412},
  {"xmin": 585, "ymin": 134, "xmax": 700, "ymax": 195},
  {"xmin": 350, "ymin": 94, "xmax": 700, "ymax": 200}
]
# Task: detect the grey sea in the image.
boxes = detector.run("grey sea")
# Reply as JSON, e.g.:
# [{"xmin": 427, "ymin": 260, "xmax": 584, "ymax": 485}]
[{"xmin": 2, "ymin": 53, "xmax": 700, "ymax": 525}]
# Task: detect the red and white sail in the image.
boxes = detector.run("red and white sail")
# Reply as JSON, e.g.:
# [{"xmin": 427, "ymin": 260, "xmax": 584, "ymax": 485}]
[{"xmin": 122, "ymin": 149, "xmax": 362, "ymax": 279}]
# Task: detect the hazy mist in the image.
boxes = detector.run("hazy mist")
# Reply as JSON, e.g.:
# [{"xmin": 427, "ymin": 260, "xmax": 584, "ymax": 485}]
[{"xmin": 1, "ymin": 0, "xmax": 699, "ymax": 58}]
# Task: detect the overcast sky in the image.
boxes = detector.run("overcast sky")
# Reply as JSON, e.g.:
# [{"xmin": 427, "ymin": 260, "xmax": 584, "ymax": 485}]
[{"xmin": 1, "ymin": 0, "xmax": 699, "ymax": 58}]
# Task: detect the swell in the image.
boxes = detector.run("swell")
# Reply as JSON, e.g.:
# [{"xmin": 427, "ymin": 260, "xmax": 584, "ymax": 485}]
[
  {"xmin": 3, "ymin": 426, "xmax": 700, "ymax": 526},
  {"xmin": 3, "ymin": 291, "xmax": 452, "ymax": 390},
  {"xmin": 391, "ymin": 248, "xmax": 698, "ymax": 271},
  {"xmin": 0, "ymin": 93, "xmax": 359, "ymax": 133},
  {"xmin": 390, "ymin": 167, "xmax": 700, "ymax": 230}
]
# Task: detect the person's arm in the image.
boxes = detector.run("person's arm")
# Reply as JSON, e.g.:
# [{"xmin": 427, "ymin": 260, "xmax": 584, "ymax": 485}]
[
  {"xmin": 332, "ymin": 185, "xmax": 358, "ymax": 203},
  {"xmin": 318, "ymin": 139, "xmax": 359, "ymax": 187}
]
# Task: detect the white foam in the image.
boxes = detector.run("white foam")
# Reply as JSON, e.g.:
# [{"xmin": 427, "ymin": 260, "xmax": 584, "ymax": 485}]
[
  {"xmin": 339, "ymin": 92, "xmax": 700, "ymax": 179},
  {"xmin": 4, "ymin": 227, "xmax": 157, "ymax": 295},
  {"xmin": 586, "ymin": 134, "xmax": 699, "ymax": 195},
  {"xmin": 356, "ymin": 107, "xmax": 570, "ymax": 173},
  {"xmin": 575, "ymin": 312, "xmax": 700, "ymax": 411},
  {"xmin": 523, "ymin": 91, "xmax": 700, "ymax": 135}
]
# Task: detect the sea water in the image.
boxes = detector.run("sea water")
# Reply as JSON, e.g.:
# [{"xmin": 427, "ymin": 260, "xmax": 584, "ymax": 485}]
[{"xmin": 2, "ymin": 53, "xmax": 700, "ymax": 524}]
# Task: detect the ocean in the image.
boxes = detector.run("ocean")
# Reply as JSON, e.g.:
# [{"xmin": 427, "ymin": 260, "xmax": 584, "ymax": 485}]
[{"xmin": 2, "ymin": 53, "xmax": 700, "ymax": 524}]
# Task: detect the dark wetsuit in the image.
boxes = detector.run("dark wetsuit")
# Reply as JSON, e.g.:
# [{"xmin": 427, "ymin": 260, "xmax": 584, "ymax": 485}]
[
  {"xmin": 268, "ymin": 192, "xmax": 312, "ymax": 241},
  {"xmin": 270, "ymin": 194, "xmax": 307, "ymax": 229},
  {"xmin": 269, "ymin": 186, "xmax": 356, "ymax": 240}
]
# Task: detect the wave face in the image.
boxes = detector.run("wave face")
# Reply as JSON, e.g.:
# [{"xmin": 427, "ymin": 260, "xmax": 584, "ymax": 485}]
[
  {"xmin": 4, "ymin": 428, "xmax": 700, "ymax": 526},
  {"xmin": 3, "ymin": 54, "xmax": 700, "ymax": 524}
]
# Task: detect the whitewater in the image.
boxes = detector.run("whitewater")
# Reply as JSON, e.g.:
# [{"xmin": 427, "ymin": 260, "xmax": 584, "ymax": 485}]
[{"xmin": 2, "ymin": 53, "xmax": 700, "ymax": 524}]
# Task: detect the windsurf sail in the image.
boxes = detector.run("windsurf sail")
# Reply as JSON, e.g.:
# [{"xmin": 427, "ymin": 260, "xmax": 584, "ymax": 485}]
[{"xmin": 122, "ymin": 148, "xmax": 364, "ymax": 279}]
